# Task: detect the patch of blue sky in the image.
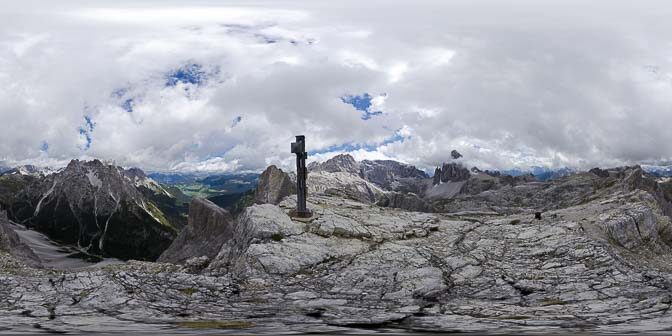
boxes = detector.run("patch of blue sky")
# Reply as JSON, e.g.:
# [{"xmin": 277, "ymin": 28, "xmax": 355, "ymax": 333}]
[
  {"xmin": 341, "ymin": 93, "xmax": 384, "ymax": 120},
  {"xmin": 121, "ymin": 98, "xmax": 134, "ymax": 113},
  {"xmin": 111, "ymin": 87, "xmax": 135, "ymax": 112},
  {"xmin": 79, "ymin": 115, "xmax": 95, "ymax": 151},
  {"xmin": 309, "ymin": 129, "xmax": 407, "ymax": 156},
  {"xmin": 231, "ymin": 116, "xmax": 242, "ymax": 128},
  {"xmin": 79, "ymin": 128, "xmax": 92, "ymax": 150},
  {"xmin": 84, "ymin": 115, "xmax": 95, "ymax": 131},
  {"xmin": 166, "ymin": 63, "xmax": 213, "ymax": 87},
  {"xmin": 40, "ymin": 141, "xmax": 49, "ymax": 152},
  {"xmin": 111, "ymin": 88, "xmax": 128, "ymax": 98}
]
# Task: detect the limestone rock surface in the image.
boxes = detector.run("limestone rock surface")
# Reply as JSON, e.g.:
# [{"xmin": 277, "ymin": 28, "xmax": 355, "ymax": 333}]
[{"xmin": 254, "ymin": 165, "xmax": 295, "ymax": 205}]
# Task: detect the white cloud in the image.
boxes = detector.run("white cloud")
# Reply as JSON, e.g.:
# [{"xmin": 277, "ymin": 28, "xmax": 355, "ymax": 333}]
[{"xmin": 1, "ymin": 0, "xmax": 672, "ymax": 173}]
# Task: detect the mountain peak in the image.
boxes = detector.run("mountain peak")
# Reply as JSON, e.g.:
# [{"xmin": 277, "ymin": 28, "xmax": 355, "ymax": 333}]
[{"xmin": 309, "ymin": 153, "xmax": 360, "ymax": 174}]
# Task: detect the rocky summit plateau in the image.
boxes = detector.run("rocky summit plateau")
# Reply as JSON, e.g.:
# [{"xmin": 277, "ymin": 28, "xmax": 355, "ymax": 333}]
[{"xmin": 3, "ymin": 155, "xmax": 672, "ymax": 334}]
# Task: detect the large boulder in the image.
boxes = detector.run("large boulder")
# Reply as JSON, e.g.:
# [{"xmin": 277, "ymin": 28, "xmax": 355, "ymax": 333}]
[
  {"xmin": 157, "ymin": 198, "xmax": 234, "ymax": 264},
  {"xmin": 208, "ymin": 203, "xmax": 306, "ymax": 274},
  {"xmin": 255, "ymin": 165, "xmax": 296, "ymax": 205}
]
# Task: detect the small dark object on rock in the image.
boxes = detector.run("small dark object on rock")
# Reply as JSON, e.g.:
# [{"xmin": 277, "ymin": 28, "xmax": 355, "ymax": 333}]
[
  {"xmin": 451, "ymin": 149, "xmax": 463, "ymax": 159},
  {"xmin": 535, "ymin": 212, "xmax": 542, "ymax": 220}
]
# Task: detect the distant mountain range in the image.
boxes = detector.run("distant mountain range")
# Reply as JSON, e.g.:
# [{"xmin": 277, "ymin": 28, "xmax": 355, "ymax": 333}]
[
  {"xmin": 2, "ymin": 154, "xmax": 672, "ymax": 262},
  {"xmin": 641, "ymin": 165, "xmax": 672, "ymax": 178},
  {"xmin": 0, "ymin": 162, "xmax": 263, "ymax": 261}
]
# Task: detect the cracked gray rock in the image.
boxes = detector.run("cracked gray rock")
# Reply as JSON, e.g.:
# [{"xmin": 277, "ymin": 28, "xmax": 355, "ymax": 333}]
[{"xmin": 3, "ymin": 166, "xmax": 672, "ymax": 333}]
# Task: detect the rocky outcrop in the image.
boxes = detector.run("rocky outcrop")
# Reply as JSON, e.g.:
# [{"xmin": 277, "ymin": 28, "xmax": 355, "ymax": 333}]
[
  {"xmin": 359, "ymin": 160, "xmax": 428, "ymax": 190},
  {"xmin": 589, "ymin": 167, "xmax": 611, "ymax": 178},
  {"xmin": 377, "ymin": 192, "xmax": 430, "ymax": 212},
  {"xmin": 9, "ymin": 160, "xmax": 177, "ymax": 261},
  {"xmin": 432, "ymin": 162, "xmax": 470, "ymax": 185},
  {"xmin": 0, "ymin": 210, "xmax": 40, "ymax": 267},
  {"xmin": 307, "ymin": 171, "xmax": 385, "ymax": 204},
  {"xmin": 208, "ymin": 203, "xmax": 305, "ymax": 273},
  {"xmin": 450, "ymin": 149, "xmax": 463, "ymax": 159},
  {"xmin": 157, "ymin": 198, "xmax": 234, "ymax": 265},
  {"xmin": 254, "ymin": 165, "xmax": 296, "ymax": 205},
  {"xmin": 308, "ymin": 155, "xmax": 428, "ymax": 192},
  {"xmin": 308, "ymin": 154, "xmax": 360, "ymax": 174}
]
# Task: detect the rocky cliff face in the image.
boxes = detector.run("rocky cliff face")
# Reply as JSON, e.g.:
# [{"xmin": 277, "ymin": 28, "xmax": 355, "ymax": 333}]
[
  {"xmin": 309, "ymin": 154, "xmax": 428, "ymax": 191},
  {"xmin": 0, "ymin": 173, "xmax": 35, "ymax": 212},
  {"xmin": 359, "ymin": 160, "xmax": 428, "ymax": 190},
  {"xmin": 254, "ymin": 165, "xmax": 295, "ymax": 205},
  {"xmin": 432, "ymin": 162, "xmax": 471, "ymax": 184},
  {"xmin": 376, "ymin": 191, "xmax": 430, "ymax": 212},
  {"xmin": 3, "ymin": 165, "xmax": 672, "ymax": 333},
  {"xmin": 306, "ymin": 171, "xmax": 385, "ymax": 204},
  {"xmin": 158, "ymin": 198, "xmax": 234, "ymax": 265},
  {"xmin": 9, "ymin": 160, "xmax": 178, "ymax": 261}
]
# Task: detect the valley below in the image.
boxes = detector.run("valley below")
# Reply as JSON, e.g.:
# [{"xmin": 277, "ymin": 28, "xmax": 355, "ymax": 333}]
[{"xmin": 3, "ymin": 155, "xmax": 672, "ymax": 334}]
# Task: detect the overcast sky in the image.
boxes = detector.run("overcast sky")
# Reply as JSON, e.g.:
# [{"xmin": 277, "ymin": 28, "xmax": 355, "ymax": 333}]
[{"xmin": 1, "ymin": 0, "xmax": 671, "ymax": 173}]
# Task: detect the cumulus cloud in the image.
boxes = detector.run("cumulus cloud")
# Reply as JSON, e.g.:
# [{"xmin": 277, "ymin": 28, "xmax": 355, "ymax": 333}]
[{"xmin": 1, "ymin": 0, "xmax": 671, "ymax": 173}]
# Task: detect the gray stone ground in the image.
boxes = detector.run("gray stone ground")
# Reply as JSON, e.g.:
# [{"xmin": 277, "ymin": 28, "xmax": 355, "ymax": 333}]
[{"xmin": 3, "ymin": 170, "xmax": 672, "ymax": 334}]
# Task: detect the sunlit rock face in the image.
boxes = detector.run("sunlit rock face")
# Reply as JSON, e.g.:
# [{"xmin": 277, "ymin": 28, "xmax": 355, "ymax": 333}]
[
  {"xmin": 308, "ymin": 154, "xmax": 360, "ymax": 175},
  {"xmin": 254, "ymin": 165, "xmax": 295, "ymax": 205},
  {"xmin": 9, "ymin": 160, "xmax": 177, "ymax": 261}
]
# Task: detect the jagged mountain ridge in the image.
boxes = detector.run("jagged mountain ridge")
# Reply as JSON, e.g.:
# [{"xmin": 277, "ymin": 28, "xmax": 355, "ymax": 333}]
[
  {"xmin": 5, "ymin": 156, "xmax": 672, "ymax": 332},
  {"xmin": 2, "ymin": 165, "xmax": 59, "ymax": 177},
  {"xmin": 309, "ymin": 154, "xmax": 428, "ymax": 188},
  {"xmin": 304, "ymin": 154, "xmax": 543, "ymax": 211},
  {"xmin": 8, "ymin": 159, "xmax": 180, "ymax": 261}
]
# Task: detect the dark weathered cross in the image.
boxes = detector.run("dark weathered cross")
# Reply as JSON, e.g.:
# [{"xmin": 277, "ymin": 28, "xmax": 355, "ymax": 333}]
[{"xmin": 291, "ymin": 135, "xmax": 311, "ymax": 217}]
